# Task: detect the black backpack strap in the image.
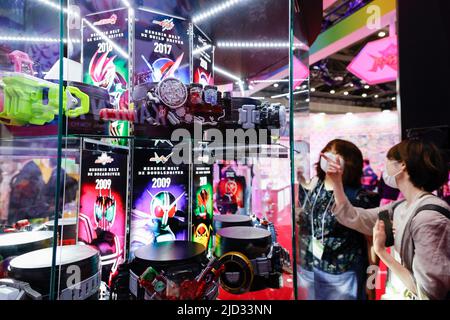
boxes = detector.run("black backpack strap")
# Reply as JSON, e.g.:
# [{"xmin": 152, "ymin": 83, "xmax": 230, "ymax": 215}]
[{"xmin": 414, "ymin": 204, "xmax": 450, "ymax": 220}]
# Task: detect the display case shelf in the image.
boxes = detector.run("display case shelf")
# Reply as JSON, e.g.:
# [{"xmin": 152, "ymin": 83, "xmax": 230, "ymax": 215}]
[{"xmin": 0, "ymin": 0, "xmax": 303, "ymax": 301}]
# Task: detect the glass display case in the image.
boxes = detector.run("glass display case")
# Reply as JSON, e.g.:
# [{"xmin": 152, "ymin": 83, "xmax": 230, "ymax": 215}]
[{"xmin": 0, "ymin": 0, "xmax": 309, "ymax": 301}]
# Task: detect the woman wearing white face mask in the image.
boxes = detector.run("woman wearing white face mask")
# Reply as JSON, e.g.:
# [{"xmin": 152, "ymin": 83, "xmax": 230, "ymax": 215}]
[
  {"xmin": 297, "ymin": 139, "xmax": 380, "ymax": 300},
  {"xmin": 324, "ymin": 139, "xmax": 450, "ymax": 300}
]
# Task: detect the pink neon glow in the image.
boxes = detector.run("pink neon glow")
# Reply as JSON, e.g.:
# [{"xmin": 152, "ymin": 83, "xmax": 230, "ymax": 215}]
[
  {"xmin": 347, "ymin": 36, "xmax": 398, "ymax": 85},
  {"xmin": 293, "ymin": 56, "xmax": 310, "ymax": 88},
  {"xmin": 324, "ymin": 0, "xmax": 338, "ymax": 10}
]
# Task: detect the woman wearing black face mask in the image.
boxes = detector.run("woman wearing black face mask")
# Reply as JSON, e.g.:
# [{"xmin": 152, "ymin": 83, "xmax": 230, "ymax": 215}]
[
  {"xmin": 297, "ymin": 139, "xmax": 379, "ymax": 300},
  {"xmin": 325, "ymin": 139, "xmax": 450, "ymax": 300}
]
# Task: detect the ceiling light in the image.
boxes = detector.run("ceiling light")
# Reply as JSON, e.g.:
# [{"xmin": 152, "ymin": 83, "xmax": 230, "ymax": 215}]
[
  {"xmin": 270, "ymin": 90, "xmax": 308, "ymax": 99},
  {"xmin": 330, "ymin": 90, "xmax": 336, "ymax": 94},
  {"xmin": 271, "ymin": 92, "xmax": 288, "ymax": 99},
  {"xmin": 364, "ymin": 85, "xmax": 370, "ymax": 89},
  {"xmin": 374, "ymin": 95, "xmax": 379, "ymax": 98},
  {"xmin": 310, "ymin": 87, "xmax": 316, "ymax": 92},
  {"xmin": 273, "ymin": 83, "xmax": 279, "ymax": 88},
  {"xmin": 193, "ymin": 0, "xmax": 246, "ymax": 24},
  {"xmin": 343, "ymin": 91, "xmax": 349, "ymax": 96},
  {"xmin": 121, "ymin": 0, "xmax": 132, "ymax": 7},
  {"xmin": 0, "ymin": 35, "xmax": 80, "ymax": 43},
  {"xmin": 391, "ymin": 97, "xmax": 396, "ymax": 101},
  {"xmin": 217, "ymin": 41, "xmax": 293, "ymax": 48},
  {"xmin": 214, "ymin": 65, "xmax": 244, "ymax": 95},
  {"xmin": 213, "ymin": 66, "xmax": 241, "ymax": 82},
  {"xmin": 362, "ymin": 93, "xmax": 368, "ymax": 98},
  {"xmin": 252, "ymin": 79, "xmax": 289, "ymax": 83},
  {"xmin": 378, "ymin": 31, "xmax": 387, "ymax": 38},
  {"xmin": 37, "ymin": 0, "xmax": 79, "ymax": 16}
]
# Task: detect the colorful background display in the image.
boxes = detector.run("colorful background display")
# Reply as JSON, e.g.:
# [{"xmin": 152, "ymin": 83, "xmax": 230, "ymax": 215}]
[{"xmin": 295, "ymin": 111, "xmax": 401, "ymax": 180}]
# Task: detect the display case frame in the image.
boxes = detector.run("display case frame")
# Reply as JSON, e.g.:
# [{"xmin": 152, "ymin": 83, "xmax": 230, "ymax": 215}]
[{"xmin": 0, "ymin": 0, "xmax": 308, "ymax": 301}]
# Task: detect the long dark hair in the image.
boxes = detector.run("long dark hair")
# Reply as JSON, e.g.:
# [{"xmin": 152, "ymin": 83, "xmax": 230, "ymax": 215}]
[{"xmin": 316, "ymin": 139, "xmax": 363, "ymax": 188}]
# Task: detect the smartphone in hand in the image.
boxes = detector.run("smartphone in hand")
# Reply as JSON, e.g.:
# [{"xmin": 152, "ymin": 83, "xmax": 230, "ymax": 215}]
[{"xmin": 378, "ymin": 210, "xmax": 395, "ymax": 247}]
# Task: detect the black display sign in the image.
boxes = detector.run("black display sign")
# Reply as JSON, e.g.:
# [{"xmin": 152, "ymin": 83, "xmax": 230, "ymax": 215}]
[
  {"xmin": 78, "ymin": 146, "xmax": 129, "ymax": 285},
  {"xmin": 130, "ymin": 140, "xmax": 190, "ymax": 256}
]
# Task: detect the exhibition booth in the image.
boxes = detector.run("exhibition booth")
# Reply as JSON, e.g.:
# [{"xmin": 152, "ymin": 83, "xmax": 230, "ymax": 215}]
[
  {"xmin": 0, "ymin": 0, "xmax": 295, "ymax": 301},
  {"xmin": 1, "ymin": 0, "xmax": 446, "ymax": 302}
]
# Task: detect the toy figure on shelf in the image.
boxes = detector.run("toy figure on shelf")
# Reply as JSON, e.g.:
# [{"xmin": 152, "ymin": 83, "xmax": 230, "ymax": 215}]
[
  {"xmin": 78, "ymin": 189, "xmax": 123, "ymax": 286},
  {"xmin": 138, "ymin": 257, "xmax": 223, "ymax": 300},
  {"xmin": 0, "ymin": 72, "xmax": 90, "ymax": 126},
  {"xmin": 132, "ymin": 78, "xmax": 225, "ymax": 128},
  {"xmin": 7, "ymin": 50, "xmax": 34, "ymax": 75}
]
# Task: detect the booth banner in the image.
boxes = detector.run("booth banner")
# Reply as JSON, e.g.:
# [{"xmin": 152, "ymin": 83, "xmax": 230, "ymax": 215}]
[
  {"xmin": 81, "ymin": 8, "xmax": 130, "ymax": 139},
  {"xmin": 78, "ymin": 149, "xmax": 129, "ymax": 283},
  {"xmin": 192, "ymin": 25, "xmax": 214, "ymax": 86},
  {"xmin": 82, "ymin": 8, "xmax": 129, "ymax": 109},
  {"xmin": 347, "ymin": 36, "xmax": 398, "ymax": 85},
  {"xmin": 130, "ymin": 143, "xmax": 190, "ymax": 255},
  {"xmin": 134, "ymin": 8, "xmax": 190, "ymax": 85},
  {"xmin": 192, "ymin": 164, "xmax": 214, "ymax": 249}
]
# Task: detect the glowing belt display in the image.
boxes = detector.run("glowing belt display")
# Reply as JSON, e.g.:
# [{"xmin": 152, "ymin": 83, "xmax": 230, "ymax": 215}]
[{"xmin": 0, "ymin": 73, "xmax": 90, "ymax": 126}]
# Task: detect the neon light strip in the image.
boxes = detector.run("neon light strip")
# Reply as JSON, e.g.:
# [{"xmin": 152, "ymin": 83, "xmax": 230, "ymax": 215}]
[
  {"xmin": 213, "ymin": 65, "xmax": 244, "ymax": 96},
  {"xmin": 271, "ymin": 90, "xmax": 308, "ymax": 99},
  {"xmin": 36, "ymin": 0, "xmax": 79, "ymax": 17},
  {"xmin": 0, "ymin": 35, "xmax": 80, "ymax": 43},
  {"xmin": 218, "ymin": 41, "xmax": 305, "ymax": 49},
  {"xmin": 193, "ymin": 0, "xmax": 246, "ymax": 24},
  {"xmin": 213, "ymin": 66, "xmax": 241, "ymax": 82}
]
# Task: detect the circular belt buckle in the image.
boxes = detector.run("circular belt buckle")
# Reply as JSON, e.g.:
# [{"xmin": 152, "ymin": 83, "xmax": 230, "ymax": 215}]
[
  {"xmin": 157, "ymin": 77, "xmax": 188, "ymax": 110},
  {"xmin": 203, "ymin": 86, "xmax": 218, "ymax": 106}
]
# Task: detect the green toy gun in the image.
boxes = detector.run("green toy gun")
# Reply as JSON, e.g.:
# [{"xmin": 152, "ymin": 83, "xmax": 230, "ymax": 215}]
[{"xmin": 0, "ymin": 72, "xmax": 90, "ymax": 126}]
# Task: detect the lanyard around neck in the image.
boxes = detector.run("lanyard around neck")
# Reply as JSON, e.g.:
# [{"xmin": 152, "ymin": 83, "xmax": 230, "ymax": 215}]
[{"xmin": 309, "ymin": 182, "xmax": 334, "ymax": 242}]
